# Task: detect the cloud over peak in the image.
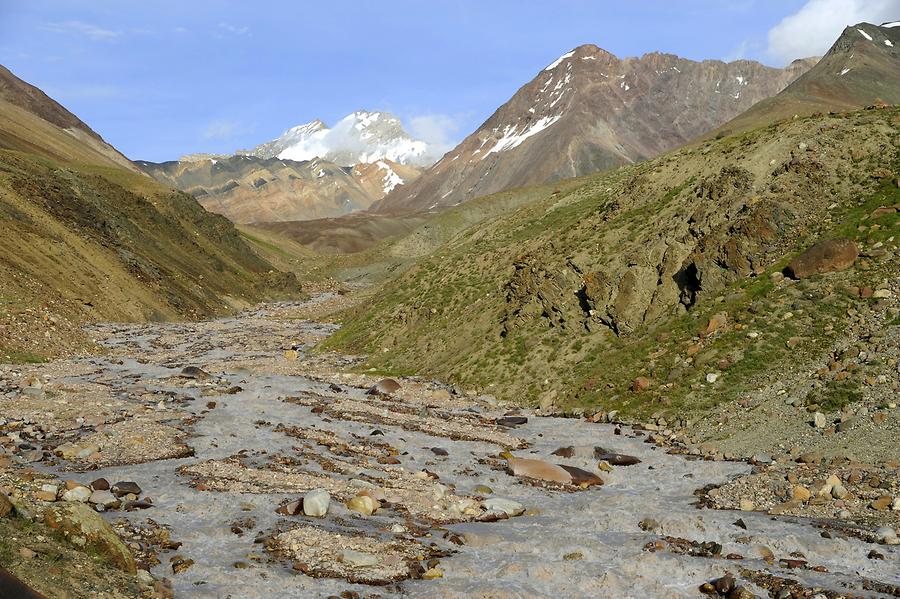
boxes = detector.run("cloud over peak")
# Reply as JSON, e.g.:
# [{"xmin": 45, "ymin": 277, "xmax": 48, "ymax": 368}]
[{"xmin": 767, "ymin": 0, "xmax": 900, "ymax": 63}]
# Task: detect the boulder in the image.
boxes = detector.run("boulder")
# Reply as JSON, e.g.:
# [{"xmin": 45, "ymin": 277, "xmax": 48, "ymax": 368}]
[
  {"xmin": 111, "ymin": 482, "xmax": 142, "ymax": 498},
  {"xmin": 61, "ymin": 486, "xmax": 92, "ymax": 503},
  {"xmin": 786, "ymin": 238, "xmax": 858, "ymax": 279},
  {"xmin": 507, "ymin": 457, "xmax": 572, "ymax": 484},
  {"xmin": 481, "ymin": 498, "xmax": 525, "ymax": 517},
  {"xmin": 43, "ymin": 502, "xmax": 136, "ymax": 573},
  {"xmin": 558, "ymin": 465, "xmax": 604, "ymax": 487},
  {"xmin": 368, "ymin": 378, "xmax": 401, "ymax": 395},
  {"xmin": 596, "ymin": 453, "xmax": 642, "ymax": 466}
]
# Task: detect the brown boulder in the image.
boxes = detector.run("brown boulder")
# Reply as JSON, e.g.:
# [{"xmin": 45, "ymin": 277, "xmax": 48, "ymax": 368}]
[
  {"xmin": 786, "ymin": 238, "xmax": 858, "ymax": 279},
  {"xmin": 368, "ymin": 378, "xmax": 401, "ymax": 395},
  {"xmin": 507, "ymin": 457, "xmax": 572, "ymax": 484},
  {"xmin": 558, "ymin": 465, "xmax": 604, "ymax": 487}
]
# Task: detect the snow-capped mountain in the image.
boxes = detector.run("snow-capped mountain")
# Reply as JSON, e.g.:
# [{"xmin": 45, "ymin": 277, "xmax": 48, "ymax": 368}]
[
  {"xmin": 373, "ymin": 44, "xmax": 818, "ymax": 213},
  {"xmin": 239, "ymin": 110, "xmax": 438, "ymax": 167}
]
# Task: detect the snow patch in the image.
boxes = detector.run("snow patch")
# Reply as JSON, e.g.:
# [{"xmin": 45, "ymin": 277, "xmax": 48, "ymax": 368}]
[
  {"xmin": 544, "ymin": 50, "xmax": 575, "ymax": 71},
  {"xmin": 840, "ymin": 68, "xmax": 851, "ymax": 76},
  {"xmin": 882, "ymin": 21, "xmax": 900, "ymax": 28},
  {"xmin": 581, "ymin": 55, "xmax": 596, "ymax": 60},
  {"xmin": 375, "ymin": 160, "xmax": 404, "ymax": 194},
  {"xmin": 483, "ymin": 115, "xmax": 561, "ymax": 157},
  {"xmin": 857, "ymin": 28, "xmax": 873, "ymax": 41},
  {"xmin": 886, "ymin": 39, "xmax": 894, "ymax": 47}
]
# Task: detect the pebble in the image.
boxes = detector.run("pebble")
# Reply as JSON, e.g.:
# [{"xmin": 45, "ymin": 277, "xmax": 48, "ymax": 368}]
[
  {"xmin": 303, "ymin": 489, "xmax": 330, "ymax": 517},
  {"xmin": 422, "ymin": 567, "xmax": 443, "ymax": 580}
]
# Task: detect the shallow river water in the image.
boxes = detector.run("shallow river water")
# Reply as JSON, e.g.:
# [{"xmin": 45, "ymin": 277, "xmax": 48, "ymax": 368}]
[{"xmin": 48, "ymin": 300, "xmax": 899, "ymax": 598}]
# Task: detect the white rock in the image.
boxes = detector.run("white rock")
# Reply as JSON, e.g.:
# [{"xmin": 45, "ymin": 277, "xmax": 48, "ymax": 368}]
[
  {"xmin": 482, "ymin": 498, "xmax": 525, "ymax": 517},
  {"xmin": 62, "ymin": 486, "xmax": 92, "ymax": 503},
  {"xmin": 813, "ymin": 412, "xmax": 826, "ymax": 429},
  {"xmin": 875, "ymin": 526, "xmax": 898, "ymax": 544},
  {"xmin": 706, "ymin": 373, "xmax": 719, "ymax": 384},
  {"xmin": 340, "ymin": 549, "xmax": 378, "ymax": 567},
  {"xmin": 872, "ymin": 289, "xmax": 893, "ymax": 299},
  {"xmin": 892, "ymin": 496, "xmax": 900, "ymax": 511},
  {"xmin": 302, "ymin": 489, "xmax": 330, "ymax": 517}
]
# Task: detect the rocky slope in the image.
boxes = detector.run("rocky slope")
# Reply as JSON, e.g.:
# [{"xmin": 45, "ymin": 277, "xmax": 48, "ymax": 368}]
[
  {"xmin": 325, "ymin": 105, "xmax": 900, "ymax": 432},
  {"xmin": 239, "ymin": 110, "xmax": 438, "ymax": 167},
  {"xmin": 137, "ymin": 155, "xmax": 422, "ymax": 223},
  {"xmin": 0, "ymin": 66, "xmax": 298, "ymax": 361},
  {"xmin": 713, "ymin": 22, "xmax": 900, "ymax": 137},
  {"xmin": 373, "ymin": 45, "xmax": 817, "ymax": 214}
]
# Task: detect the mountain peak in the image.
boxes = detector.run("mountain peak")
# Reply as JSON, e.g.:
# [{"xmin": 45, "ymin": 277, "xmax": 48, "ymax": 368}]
[
  {"xmin": 238, "ymin": 110, "xmax": 437, "ymax": 167},
  {"xmin": 374, "ymin": 46, "xmax": 819, "ymax": 214}
]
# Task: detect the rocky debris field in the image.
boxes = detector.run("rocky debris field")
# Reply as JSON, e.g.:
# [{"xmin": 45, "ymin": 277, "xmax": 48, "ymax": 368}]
[{"xmin": 0, "ymin": 296, "xmax": 898, "ymax": 598}]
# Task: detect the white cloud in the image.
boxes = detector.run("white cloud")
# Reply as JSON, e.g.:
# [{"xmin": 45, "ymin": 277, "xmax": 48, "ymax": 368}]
[
  {"xmin": 767, "ymin": 0, "xmax": 900, "ymax": 63},
  {"xmin": 407, "ymin": 113, "xmax": 463, "ymax": 154},
  {"xmin": 202, "ymin": 120, "xmax": 248, "ymax": 141},
  {"xmin": 43, "ymin": 20, "xmax": 121, "ymax": 41},
  {"xmin": 218, "ymin": 22, "xmax": 249, "ymax": 36}
]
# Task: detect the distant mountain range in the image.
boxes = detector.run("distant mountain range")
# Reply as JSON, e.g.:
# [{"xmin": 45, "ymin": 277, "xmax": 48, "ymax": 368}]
[
  {"xmin": 372, "ymin": 45, "xmax": 818, "ymax": 213},
  {"xmin": 136, "ymin": 154, "xmax": 422, "ymax": 223}
]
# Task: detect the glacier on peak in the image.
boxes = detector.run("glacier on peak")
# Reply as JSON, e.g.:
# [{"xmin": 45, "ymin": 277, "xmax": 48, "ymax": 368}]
[{"xmin": 239, "ymin": 110, "xmax": 438, "ymax": 167}]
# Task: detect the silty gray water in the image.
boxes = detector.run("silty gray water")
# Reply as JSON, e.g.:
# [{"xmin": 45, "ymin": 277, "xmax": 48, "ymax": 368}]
[{"xmin": 46, "ymin": 300, "xmax": 898, "ymax": 598}]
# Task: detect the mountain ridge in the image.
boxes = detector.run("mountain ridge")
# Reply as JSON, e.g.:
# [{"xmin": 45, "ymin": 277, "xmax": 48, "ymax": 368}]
[{"xmin": 372, "ymin": 43, "xmax": 817, "ymax": 214}]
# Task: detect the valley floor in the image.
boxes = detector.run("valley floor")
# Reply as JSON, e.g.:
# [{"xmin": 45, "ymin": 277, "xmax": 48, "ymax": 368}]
[{"xmin": 0, "ymin": 296, "xmax": 897, "ymax": 598}]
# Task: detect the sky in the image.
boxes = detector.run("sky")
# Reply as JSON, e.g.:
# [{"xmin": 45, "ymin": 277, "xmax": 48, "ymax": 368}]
[{"xmin": 1, "ymin": 0, "xmax": 898, "ymax": 162}]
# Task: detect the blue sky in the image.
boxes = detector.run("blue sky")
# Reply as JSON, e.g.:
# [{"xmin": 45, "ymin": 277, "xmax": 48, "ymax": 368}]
[{"xmin": 0, "ymin": 0, "xmax": 896, "ymax": 161}]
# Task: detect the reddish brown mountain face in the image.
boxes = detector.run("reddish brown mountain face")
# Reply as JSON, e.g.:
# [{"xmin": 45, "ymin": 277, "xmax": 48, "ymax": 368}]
[{"xmin": 374, "ymin": 44, "xmax": 816, "ymax": 214}]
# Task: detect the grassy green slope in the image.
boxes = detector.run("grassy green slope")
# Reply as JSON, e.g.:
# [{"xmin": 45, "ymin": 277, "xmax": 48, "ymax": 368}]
[{"xmin": 323, "ymin": 108, "xmax": 900, "ymax": 419}]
